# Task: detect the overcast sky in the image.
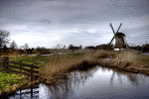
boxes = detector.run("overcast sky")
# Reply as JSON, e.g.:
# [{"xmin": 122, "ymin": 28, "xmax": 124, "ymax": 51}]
[{"xmin": 0, "ymin": 0, "xmax": 149, "ymax": 48}]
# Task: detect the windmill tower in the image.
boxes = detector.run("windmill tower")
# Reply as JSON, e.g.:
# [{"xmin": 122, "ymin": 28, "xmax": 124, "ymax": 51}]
[{"xmin": 109, "ymin": 23, "xmax": 128, "ymax": 51}]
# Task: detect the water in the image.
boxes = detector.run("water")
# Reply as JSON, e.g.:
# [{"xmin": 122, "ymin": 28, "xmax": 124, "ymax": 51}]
[
  {"xmin": 143, "ymin": 52, "xmax": 149, "ymax": 55},
  {"xmin": 2, "ymin": 66, "xmax": 149, "ymax": 99}
]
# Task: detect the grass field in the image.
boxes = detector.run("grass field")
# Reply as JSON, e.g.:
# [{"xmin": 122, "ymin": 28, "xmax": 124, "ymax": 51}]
[
  {"xmin": 10, "ymin": 55, "xmax": 50, "ymax": 66},
  {"xmin": 0, "ymin": 72, "xmax": 26, "ymax": 94}
]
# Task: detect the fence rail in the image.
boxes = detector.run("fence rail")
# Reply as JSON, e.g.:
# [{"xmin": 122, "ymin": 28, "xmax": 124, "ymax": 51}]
[{"xmin": 0, "ymin": 57, "xmax": 39, "ymax": 80}]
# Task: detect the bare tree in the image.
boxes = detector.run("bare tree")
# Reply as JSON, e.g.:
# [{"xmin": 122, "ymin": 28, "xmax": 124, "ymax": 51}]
[
  {"xmin": 20, "ymin": 43, "xmax": 29, "ymax": 50},
  {"xmin": 10, "ymin": 40, "xmax": 17, "ymax": 50},
  {"xmin": 0, "ymin": 30, "xmax": 9, "ymax": 49},
  {"xmin": 24, "ymin": 43, "xmax": 29, "ymax": 50}
]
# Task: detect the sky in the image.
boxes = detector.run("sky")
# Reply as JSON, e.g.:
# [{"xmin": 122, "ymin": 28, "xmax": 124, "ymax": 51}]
[{"xmin": 0, "ymin": 0, "xmax": 149, "ymax": 48}]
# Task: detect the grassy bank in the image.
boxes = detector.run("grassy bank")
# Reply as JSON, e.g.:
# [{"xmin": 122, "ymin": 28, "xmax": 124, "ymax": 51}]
[
  {"xmin": 0, "ymin": 55, "xmax": 49, "ymax": 94},
  {"xmin": 9, "ymin": 55, "xmax": 49, "ymax": 66},
  {"xmin": 1, "ymin": 50, "xmax": 149, "ymax": 93},
  {"xmin": 40, "ymin": 50, "xmax": 149, "ymax": 84},
  {"xmin": 0, "ymin": 72, "xmax": 27, "ymax": 94},
  {"xmin": 100, "ymin": 51, "xmax": 149, "ymax": 74}
]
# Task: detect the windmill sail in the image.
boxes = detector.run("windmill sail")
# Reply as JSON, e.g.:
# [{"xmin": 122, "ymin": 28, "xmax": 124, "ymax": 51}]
[{"xmin": 109, "ymin": 23, "xmax": 128, "ymax": 50}]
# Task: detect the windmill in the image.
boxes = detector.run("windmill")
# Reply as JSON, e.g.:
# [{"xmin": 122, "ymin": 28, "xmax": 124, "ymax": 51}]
[{"xmin": 109, "ymin": 23, "xmax": 128, "ymax": 50}]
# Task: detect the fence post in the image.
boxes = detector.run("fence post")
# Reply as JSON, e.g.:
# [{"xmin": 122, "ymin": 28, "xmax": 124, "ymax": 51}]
[
  {"xmin": 19, "ymin": 61, "xmax": 22, "ymax": 73},
  {"xmin": 30, "ymin": 65, "xmax": 33, "ymax": 81},
  {"xmin": 3, "ymin": 57, "xmax": 9, "ymax": 72}
]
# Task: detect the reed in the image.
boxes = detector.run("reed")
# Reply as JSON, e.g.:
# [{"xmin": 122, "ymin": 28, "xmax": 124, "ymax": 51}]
[{"xmin": 40, "ymin": 50, "xmax": 149, "ymax": 83}]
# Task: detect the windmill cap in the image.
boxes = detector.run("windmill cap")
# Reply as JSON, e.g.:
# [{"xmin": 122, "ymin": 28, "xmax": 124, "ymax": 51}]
[{"xmin": 116, "ymin": 32, "xmax": 126, "ymax": 36}]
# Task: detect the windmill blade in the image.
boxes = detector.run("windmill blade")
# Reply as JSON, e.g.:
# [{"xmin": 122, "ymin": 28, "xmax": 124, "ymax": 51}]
[
  {"xmin": 109, "ymin": 23, "xmax": 116, "ymax": 34},
  {"xmin": 109, "ymin": 36, "xmax": 115, "ymax": 46},
  {"xmin": 116, "ymin": 23, "xmax": 122, "ymax": 33}
]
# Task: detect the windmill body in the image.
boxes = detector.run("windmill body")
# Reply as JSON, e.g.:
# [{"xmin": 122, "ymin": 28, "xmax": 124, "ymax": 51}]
[
  {"xmin": 115, "ymin": 32, "xmax": 126, "ymax": 48},
  {"xmin": 109, "ymin": 23, "xmax": 128, "ymax": 51}
]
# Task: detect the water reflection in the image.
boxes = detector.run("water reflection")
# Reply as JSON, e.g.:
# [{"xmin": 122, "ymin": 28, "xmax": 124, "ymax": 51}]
[
  {"xmin": 40, "ymin": 66, "xmax": 149, "ymax": 99},
  {"xmin": 1, "ymin": 85, "xmax": 39, "ymax": 99},
  {"xmin": 42, "ymin": 67, "xmax": 97, "ymax": 99},
  {"xmin": 1, "ymin": 66, "xmax": 149, "ymax": 99},
  {"xmin": 143, "ymin": 52, "xmax": 149, "ymax": 55},
  {"xmin": 110, "ymin": 69, "xmax": 145, "ymax": 86}
]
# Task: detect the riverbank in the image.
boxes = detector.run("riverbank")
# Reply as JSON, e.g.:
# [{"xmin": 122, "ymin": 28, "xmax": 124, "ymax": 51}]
[
  {"xmin": 40, "ymin": 50, "xmax": 149, "ymax": 84},
  {"xmin": 1, "ymin": 49, "xmax": 149, "ymax": 94},
  {"xmin": 0, "ymin": 72, "xmax": 40, "ymax": 95},
  {"xmin": 0, "ymin": 55, "xmax": 49, "ymax": 95},
  {"xmin": 98, "ymin": 51, "xmax": 149, "ymax": 75}
]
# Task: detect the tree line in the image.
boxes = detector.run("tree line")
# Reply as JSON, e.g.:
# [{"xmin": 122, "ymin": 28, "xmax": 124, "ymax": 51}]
[{"xmin": 0, "ymin": 30, "xmax": 149, "ymax": 56}]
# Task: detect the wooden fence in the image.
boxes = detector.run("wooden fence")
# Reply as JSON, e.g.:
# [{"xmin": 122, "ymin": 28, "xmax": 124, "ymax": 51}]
[{"xmin": 0, "ymin": 57, "xmax": 39, "ymax": 80}]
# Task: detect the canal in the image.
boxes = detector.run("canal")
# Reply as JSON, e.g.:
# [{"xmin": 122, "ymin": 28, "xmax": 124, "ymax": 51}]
[{"xmin": 3, "ymin": 66, "xmax": 149, "ymax": 99}]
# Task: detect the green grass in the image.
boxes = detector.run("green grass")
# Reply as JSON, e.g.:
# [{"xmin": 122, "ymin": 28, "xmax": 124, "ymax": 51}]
[
  {"xmin": 0, "ymin": 72, "xmax": 26, "ymax": 94},
  {"xmin": 0, "ymin": 55, "xmax": 49, "ymax": 94},
  {"xmin": 10, "ymin": 55, "xmax": 49, "ymax": 66}
]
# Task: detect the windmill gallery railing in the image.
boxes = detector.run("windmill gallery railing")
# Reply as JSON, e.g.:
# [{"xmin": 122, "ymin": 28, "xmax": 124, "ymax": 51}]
[{"xmin": 0, "ymin": 57, "xmax": 39, "ymax": 80}]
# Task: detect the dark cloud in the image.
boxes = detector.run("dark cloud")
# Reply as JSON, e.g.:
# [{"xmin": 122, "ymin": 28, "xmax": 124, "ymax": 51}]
[
  {"xmin": 0, "ymin": 0, "xmax": 149, "ymax": 47},
  {"xmin": 39, "ymin": 19, "xmax": 51, "ymax": 24}
]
